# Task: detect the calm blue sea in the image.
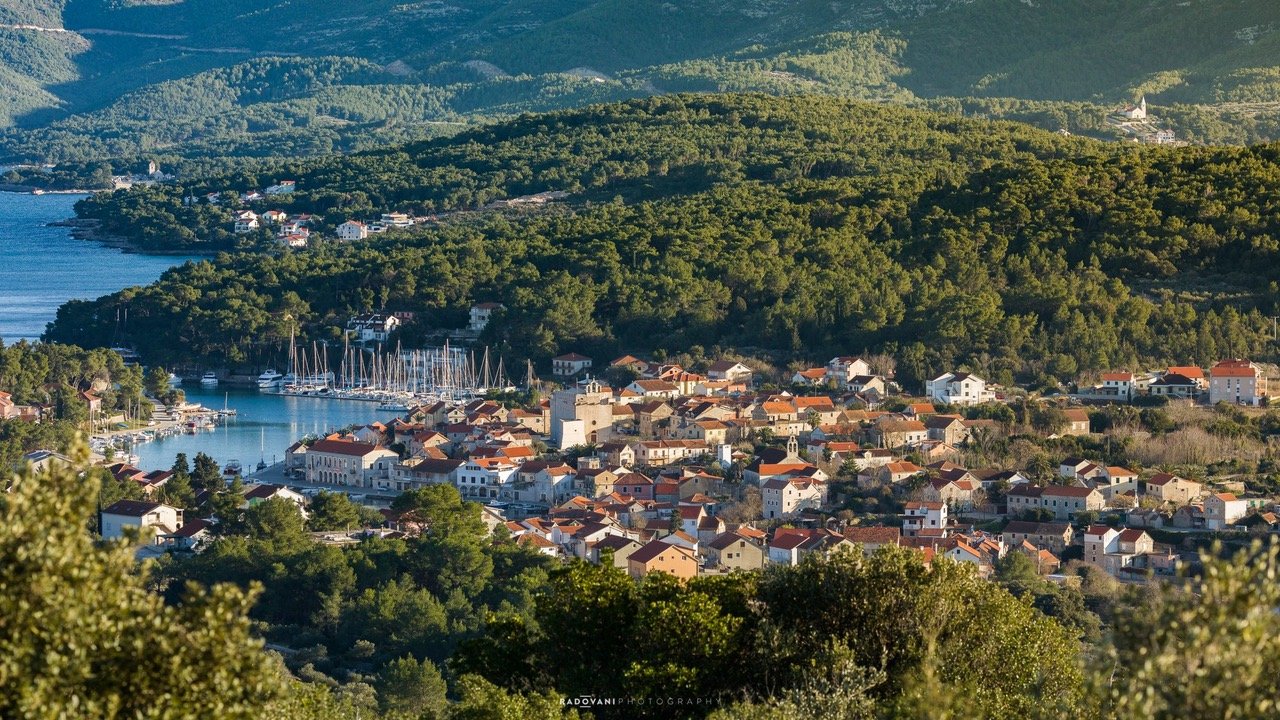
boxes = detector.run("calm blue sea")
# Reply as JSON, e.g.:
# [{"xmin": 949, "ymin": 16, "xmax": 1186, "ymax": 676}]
[
  {"xmin": 132, "ymin": 386, "xmax": 390, "ymax": 472},
  {"xmin": 0, "ymin": 192, "xmax": 194, "ymax": 343},
  {"xmin": 0, "ymin": 192, "xmax": 396, "ymax": 471}
]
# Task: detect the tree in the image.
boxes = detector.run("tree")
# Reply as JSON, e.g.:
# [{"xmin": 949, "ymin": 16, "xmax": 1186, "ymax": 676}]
[
  {"xmin": 211, "ymin": 479, "xmax": 246, "ymax": 533},
  {"xmin": 448, "ymin": 675, "xmax": 578, "ymax": 720},
  {"xmin": 994, "ymin": 549, "xmax": 1043, "ymax": 592},
  {"xmin": 392, "ymin": 485, "xmax": 493, "ymax": 598},
  {"xmin": 451, "ymin": 614, "xmax": 552, "ymax": 695},
  {"xmin": 193, "ymin": 452, "xmax": 223, "ymax": 493},
  {"xmin": 163, "ymin": 452, "xmax": 197, "ymax": 509},
  {"xmin": 995, "ymin": 552, "xmax": 1101, "ymax": 642},
  {"xmin": 1030, "ymin": 406, "xmax": 1068, "ymax": 435},
  {"xmin": 338, "ymin": 577, "xmax": 450, "ymax": 662},
  {"xmin": 243, "ymin": 497, "xmax": 307, "ymax": 549},
  {"xmin": 392, "ymin": 484, "xmax": 485, "ymax": 539},
  {"xmin": 377, "ymin": 655, "xmax": 447, "ymax": 718},
  {"xmin": 308, "ymin": 491, "xmax": 380, "ymax": 531},
  {"xmin": 756, "ymin": 549, "xmax": 1085, "ymax": 717},
  {"xmin": 162, "ymin": 470, "xmax": 196, "ymax": 510},
  {"xmin": 53, "ymin": 385, "xmax": 88, "ymax": 426},
  {"xmin": 1103, "ymin": 541, "xmax": 1280, "ymax": 719},
  {"xmin": 172, "ymin": 453, "xmax": 191, "ymax": 478},
  {"xmin": 145, "ymin": 366, "xmax": 171, "ymax": 398},
  {"xmin": 622, "ymin": 573, "xmax": 749, "ymax": 706},
  {"xmin": 708, "ymin": 644, "xmax": 882, "ymax": 720},
  {"xmin": 719, "ymin": 486, "xmax": 762, "ymax": 524},
  {"xmin": 530, "ymin": 561, "xmax": 638, "ymax": 698},
  {"xmin": 1139, "ymin": 407, "xmax": 1176, "ymax": 434},
  {"xmin": 0, "ymin": 446, "xmax": 291, "ymax": 718}
]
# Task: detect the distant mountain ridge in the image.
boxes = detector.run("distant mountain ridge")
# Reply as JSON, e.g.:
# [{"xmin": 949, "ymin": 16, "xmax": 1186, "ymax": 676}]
[{"xmin": 2, "ymin": 0, "xmax": 1280, "ymax": 162}]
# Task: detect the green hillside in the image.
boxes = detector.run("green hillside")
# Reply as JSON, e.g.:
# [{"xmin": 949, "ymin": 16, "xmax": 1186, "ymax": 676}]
[
  {"xmin": 48, "ymin": 94, "xmax": 1280, "ymax": 387},
  {"xmin": 901, "ymin": 0, "xmax": 1280, "ymax": 102},
  {"xmin": 0, "ymin": 0, "xmax": 64, "ymax": 26},
  {"xmin": 3, "ymin": 0, "xmax": 1280, "ymax": 164}
]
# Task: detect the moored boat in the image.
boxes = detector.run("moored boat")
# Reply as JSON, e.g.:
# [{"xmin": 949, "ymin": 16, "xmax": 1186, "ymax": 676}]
[{"xmin": 257, "ymin": 368, "xmax": 284, "ymax": 389}]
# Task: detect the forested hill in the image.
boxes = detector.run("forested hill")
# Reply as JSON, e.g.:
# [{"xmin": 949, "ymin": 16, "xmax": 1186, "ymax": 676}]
[
  {"xmin": 5, "ymin": 0, "xmax": 1280, "ymax": 163},
  {"xmin": 46, "ymin": 94, "xmax": 1280, "ymax": 388}
]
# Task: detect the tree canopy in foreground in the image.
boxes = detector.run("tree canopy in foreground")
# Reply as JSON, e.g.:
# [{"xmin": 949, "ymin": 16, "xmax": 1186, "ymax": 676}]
[{"xmin": 9, "ymin": 444, "xmax": 1280, "ymax": 719}]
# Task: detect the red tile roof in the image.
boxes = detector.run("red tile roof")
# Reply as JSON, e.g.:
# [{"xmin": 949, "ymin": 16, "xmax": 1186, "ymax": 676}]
[
  {"xmin": 844, "ymin": 526, "xmax": 901, "ymax": 544},
  {"xmin": 1211, "ymin": 365, "xmax": 1259, "ymax": 378},
  {"xmin": 307, "ymin": 439, "xmax": 382, "ymax": 456},
  {"xmin": 1041, "ymin": 485, "xmax": 1097, "ymax": 498},
  {"xmin": 1117, "ymin": 528, "xmax": 1147, "ymax": 543},
  {"xmin": 629, "ymin": 539, "xmax": 691, "ymax": 564}
]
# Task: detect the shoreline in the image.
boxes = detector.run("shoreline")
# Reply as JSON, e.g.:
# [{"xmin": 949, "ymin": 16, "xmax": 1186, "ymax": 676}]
[
  {"xmin": 4, "ymin": 191, "xmax": 211, "ymax": 257},
  {"xmin": 48, "ymin": 217, "xmax": 215, "ymax": 257},
  {"xmin": 0, "ymin": 185, "xmax": 100, "ymax": 195}
]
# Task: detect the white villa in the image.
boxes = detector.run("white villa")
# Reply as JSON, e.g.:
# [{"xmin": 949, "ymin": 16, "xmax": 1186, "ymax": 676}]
[
  {"xmin": 337, "ymin": 220, "xmax": 368, "ymax": 241},
  {"xmin": 925, "ymin": 372, "xmax": 993, "ymax": 406}
]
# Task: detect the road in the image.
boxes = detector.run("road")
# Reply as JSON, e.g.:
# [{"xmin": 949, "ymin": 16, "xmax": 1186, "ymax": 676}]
[
  {"xmin": 247, "ymin": 461, "xmax": 397, "ymax": 507},
  {"xmin": 0, "ymin": 23, "xmax": 188, "ymax": 40}
]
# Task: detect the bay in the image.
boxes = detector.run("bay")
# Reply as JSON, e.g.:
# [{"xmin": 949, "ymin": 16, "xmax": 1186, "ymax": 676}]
[
  {"xmin": 0, "ymin": 192, "xmax": 196, "ymax": 343},
  {"xmin": 131, "ymin": 386, "xmax": 390, "ymax": 472},
  {"xmin": 0, "ymin": 192, "xmax": 392, "ymax": 473}
]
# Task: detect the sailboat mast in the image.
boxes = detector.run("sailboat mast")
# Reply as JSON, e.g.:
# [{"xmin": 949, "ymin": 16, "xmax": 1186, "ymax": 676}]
[
  {"xmin": 480, "ymin": 347, "xmax": 492, "ymax": 390},
  {"xmin": 287, "ymin": 324, "xmax": 297, "ymax": 385}
]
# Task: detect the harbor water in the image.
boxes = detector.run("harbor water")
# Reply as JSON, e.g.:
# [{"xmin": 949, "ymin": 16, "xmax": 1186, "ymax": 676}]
[
  {"xmin": 131, "ymin": 385, "xmax": 396, "ymax": 471},
  {"xmin": 0, "ymin": 192, "xmax": 408, "ymax": 472}
]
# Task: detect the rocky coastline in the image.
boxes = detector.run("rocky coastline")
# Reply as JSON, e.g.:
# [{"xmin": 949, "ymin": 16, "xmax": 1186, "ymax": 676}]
[{"xmin": 47, "ymin": 217, "xmax": 212, "ymax": 257}]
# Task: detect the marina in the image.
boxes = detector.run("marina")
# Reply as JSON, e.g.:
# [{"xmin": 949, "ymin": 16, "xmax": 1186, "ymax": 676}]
[
  {"xmin": 83, "ymin": 325, "xmax": 529, "ymax": 473},
  {"xmin": 266, "ymin": 338, "xmax": 518, "ymax": 406},
  {"xmin": 128, "ymin": 385, "xmax": 400, "ymax": 470},
  {"xmin": 90, "ymin": 395, "xmax": 237, "ymax": 465}
]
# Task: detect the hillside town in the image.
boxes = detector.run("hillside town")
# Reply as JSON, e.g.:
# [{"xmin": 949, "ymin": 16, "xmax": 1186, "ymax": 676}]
[
  {"xmin": 11, "ymin": 0, "xmax": 1280, "ymax": 712},
  {"xmin": 35, "ymin": 348, "xmax": 1276, "ymax": 587}
]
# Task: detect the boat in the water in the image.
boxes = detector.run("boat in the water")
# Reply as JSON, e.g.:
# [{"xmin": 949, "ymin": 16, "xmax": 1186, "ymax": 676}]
[
  {"xmin": 218, "ymin": 393, "xmax": 237, "ymax": 416},
  {"xmin": 200, "ymin": 372, "xmax": 219, "ymax": 387},
  {"xmin": 256, "ymin": 368, "xmax": 284, "ymax": 389},
  {"xmin": 256, "ymin": 429, "xmax": 268, "ymax": 472},
  {"xmin": 282, "ymin": 371, "xmax": 335, "ymax": 385},
  {"xmin": 223, "ymin": 460, "xmax": 242, "ymax": 479}
]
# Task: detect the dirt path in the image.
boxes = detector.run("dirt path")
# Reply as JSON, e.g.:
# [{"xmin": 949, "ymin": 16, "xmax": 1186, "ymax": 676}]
[
  {"xmin": 0, "ymin": 23, "xmax": 188, "ymax": 40},
  {"xmin": 78, "ymin": 27, "xmax": 189, "ymax": 40}
]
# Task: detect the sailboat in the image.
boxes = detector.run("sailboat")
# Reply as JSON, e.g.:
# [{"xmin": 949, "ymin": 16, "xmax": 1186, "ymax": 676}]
[{"xmin": 256, "ymin": 428, "xmax": 268, "ymax": 472}]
